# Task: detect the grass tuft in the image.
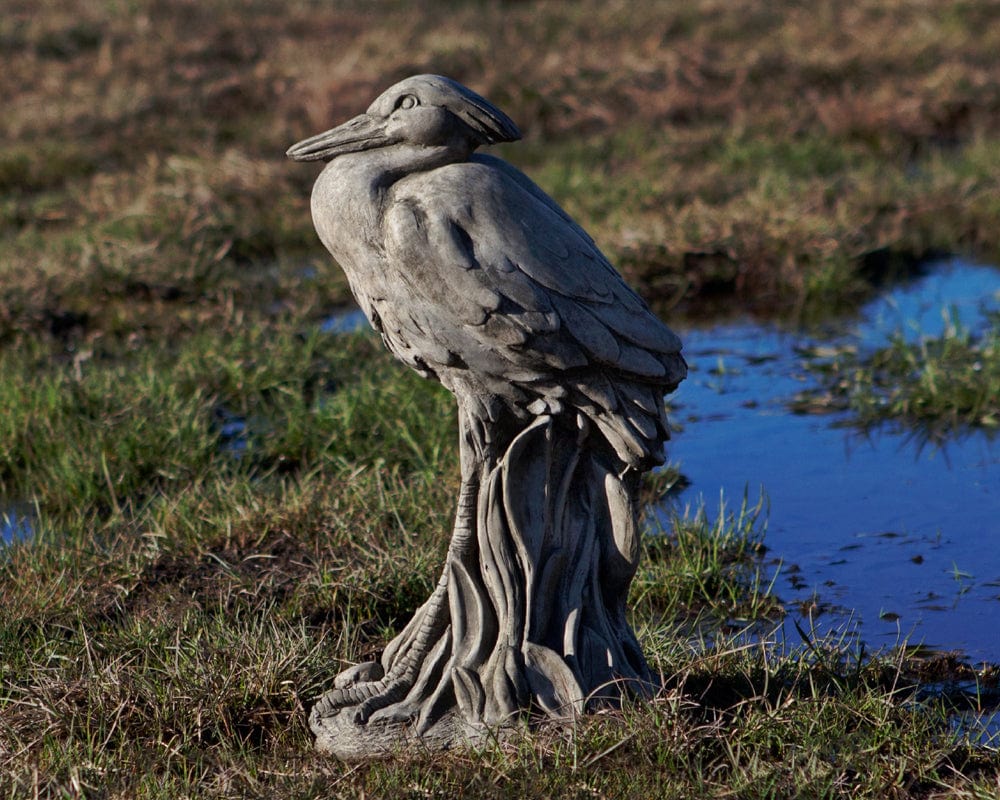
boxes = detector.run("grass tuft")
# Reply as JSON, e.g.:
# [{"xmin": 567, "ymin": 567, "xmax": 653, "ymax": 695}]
[{"xmin": 792, "ymin": 309, "xmax": 1000, "ymax": 434}]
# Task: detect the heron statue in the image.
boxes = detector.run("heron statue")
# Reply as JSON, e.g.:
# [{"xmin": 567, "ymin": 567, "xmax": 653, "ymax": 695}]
[{"xmin": 288, "ymin": 74, "xmax": 686, "ymax": 757}]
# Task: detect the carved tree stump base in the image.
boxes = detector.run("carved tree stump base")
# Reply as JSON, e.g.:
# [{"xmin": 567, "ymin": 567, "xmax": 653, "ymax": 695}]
[
  {"xmin": 310, "ymin": 699, "xmax": 551, "ymax": 760},
  {"xmin": 309, "ymin": 413, "xmax": 659, "ymax": 759}
]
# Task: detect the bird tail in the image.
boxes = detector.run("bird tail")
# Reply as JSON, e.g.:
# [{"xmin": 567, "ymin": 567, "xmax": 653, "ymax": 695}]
[{"xmin": 567, "ymin": 375, "xmax": 676, "ymax": 470}]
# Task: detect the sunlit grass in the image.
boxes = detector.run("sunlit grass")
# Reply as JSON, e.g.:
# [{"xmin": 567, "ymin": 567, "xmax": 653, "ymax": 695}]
[
  {"xmin": 792, "ymin": 309, "xmax": 1000, "ymax": 434},
  {"xmin": 636, "ymin": 491, "xmax": 781, "ymax": 626},
  {"xmin": 0, "ymin": 324, "xmax": 456, "ymax": 519},
  {"xmin": 4, "ymin": 0, "xmax": 1000, "ymax": 335},
  {"xmin": 5, "ymin": 460, "xmax": 995, "ymax": 796}
]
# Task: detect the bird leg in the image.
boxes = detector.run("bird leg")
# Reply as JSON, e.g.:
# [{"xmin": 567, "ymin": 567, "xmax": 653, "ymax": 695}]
[{"xmin": 311, "ymin": 411, "xmax": 482, "ymax": 724}]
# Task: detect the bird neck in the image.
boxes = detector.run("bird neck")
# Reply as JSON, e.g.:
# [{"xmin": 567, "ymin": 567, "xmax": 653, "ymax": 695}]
[
  {"xmin": 311, "ymin": 140, "xmax": 476, "ymax": 265},
  {"xmin": 366, "ymin": 142, "xmax": 474, "ymax": 189}
]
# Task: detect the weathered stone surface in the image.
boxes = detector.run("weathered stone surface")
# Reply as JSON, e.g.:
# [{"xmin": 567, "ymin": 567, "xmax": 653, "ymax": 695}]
[{"xmin": 288, "ymin": 74, "xmax": 686, "ymax": 759}]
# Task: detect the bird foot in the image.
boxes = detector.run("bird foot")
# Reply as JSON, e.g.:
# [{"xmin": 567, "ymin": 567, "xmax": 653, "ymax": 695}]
[
  {"xmin": 332, "ymin": 660, "xmax": 384, "ymax": 689},
  {"xmin": 368, "ymin": 701, "xmax": 420, "ymax": 726},
  {"xmin": 312, "ymin": 661, "xmax": 389, "ymax": 720}
]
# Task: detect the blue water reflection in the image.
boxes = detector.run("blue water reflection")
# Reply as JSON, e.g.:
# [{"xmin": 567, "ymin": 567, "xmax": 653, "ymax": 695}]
[
  {"xmin": 664, "ymin": 259, "xmax": 1000, "ymax": 663},
  {"xmin": 320, "ymin": 308, "xmax": 369, "ymax": 335},
  {"xmin": 2, "ymin": 503, "xmax": 35, "ymax": 546}
]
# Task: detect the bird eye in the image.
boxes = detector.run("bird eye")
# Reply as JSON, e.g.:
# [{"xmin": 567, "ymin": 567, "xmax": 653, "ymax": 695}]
[{"xmin": 396, "ymin": 94, "xmax": 419, "ymax": 110}]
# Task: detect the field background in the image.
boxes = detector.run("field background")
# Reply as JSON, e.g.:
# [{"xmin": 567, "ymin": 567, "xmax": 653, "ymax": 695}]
[{"xmin": 2, "ymin": 1, "xmax": 1000, "ymax": 797}]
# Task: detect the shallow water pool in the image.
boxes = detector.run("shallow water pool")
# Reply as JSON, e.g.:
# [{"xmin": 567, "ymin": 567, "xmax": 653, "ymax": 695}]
[
  {"xmin": 664, "ymin": 259, "xmax": 1000, "ymax": 663},
  {"xmin": 1, "ymin": 502, "xmax": 34, "ymax": 546}
]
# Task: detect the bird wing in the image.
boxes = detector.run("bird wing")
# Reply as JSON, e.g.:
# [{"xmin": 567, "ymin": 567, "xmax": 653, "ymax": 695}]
[{"xmin": 382, "ymin": 157, "xmax": 685, "ymax": 388}]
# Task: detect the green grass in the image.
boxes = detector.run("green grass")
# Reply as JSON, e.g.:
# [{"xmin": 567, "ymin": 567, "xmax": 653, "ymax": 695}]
[
  {"xmin": 0, "ymin": 328, "xmax": 455, "ymax": 524},
  {"xmin": 0, "ymin": 317, "xmax": 995, "ymax": 795},
  {"xmin": 4, "ymin": 463, "xmax": 997, "ymax": 796},
  {"xmin": 792, "ymin": 309, "xmax": 1000, "ymax": 435},
  {"xmin": 636, "ymin": 492, "xmax": 782, "ymax": 626}
]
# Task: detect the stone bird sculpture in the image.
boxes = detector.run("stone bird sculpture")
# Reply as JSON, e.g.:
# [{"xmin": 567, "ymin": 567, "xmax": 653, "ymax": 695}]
[{"xmin": 288, "ymin": 74, "xmax": 686, "ymax": 757}]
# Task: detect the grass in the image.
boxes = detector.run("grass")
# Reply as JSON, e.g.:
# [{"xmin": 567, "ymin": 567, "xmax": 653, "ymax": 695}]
[
  {"xmin": 0, "ymin": 328, "xmax": 456, "ymax": 523},
  {"xmin": 3, "ymin": 0, "xmax": 1000, "ymax": 332},
  {"xmin": 791, "ymin": 310, "xmax": 1000, "ymax": 435},
  {"xmin": 3, "ymin": 454, "xmax": 998, "ymax": 796},
  {"xmin": 3, "ymin": 0, "xmax": 1000, "ymax": 795},
  {"xmin": 637, "ymin": 492, "xmax": 782, "ymax": 627},
  {"xmin": 0, "ymin": 318, "xmax": 996, "ymax": 795}
]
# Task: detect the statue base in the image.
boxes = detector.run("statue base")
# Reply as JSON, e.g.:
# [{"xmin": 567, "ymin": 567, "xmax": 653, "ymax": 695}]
[
  {"xmin": 308, "ymin": 414, "xmax": 657, "ymax": 759},
  {"xmin": 309, "ymin": 704, "xmax": 533, "ymax": 760}
]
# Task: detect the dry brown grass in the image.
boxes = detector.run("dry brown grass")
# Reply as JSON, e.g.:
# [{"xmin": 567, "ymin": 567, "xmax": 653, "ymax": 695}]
[{"xmin": 3, "ymin": 0, "xmax": 1000, "ymax": 335}]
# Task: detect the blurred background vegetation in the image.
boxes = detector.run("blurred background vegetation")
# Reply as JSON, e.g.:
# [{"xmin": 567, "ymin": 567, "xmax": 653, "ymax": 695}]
[{"xmin": 3, "ymin": 0, "xmax": 1000, "ymax": 348}]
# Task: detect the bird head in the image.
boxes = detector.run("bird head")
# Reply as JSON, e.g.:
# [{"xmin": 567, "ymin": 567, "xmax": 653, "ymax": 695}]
[{"xmin": 286, "ymin": 74, "xmax": 521, "ymax": 163}]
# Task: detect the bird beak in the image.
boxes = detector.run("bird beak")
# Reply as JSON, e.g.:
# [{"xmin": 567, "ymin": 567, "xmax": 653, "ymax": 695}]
[{"xmin": 286, "ymin": 114, "xmax": 393, "ymax": 162}]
